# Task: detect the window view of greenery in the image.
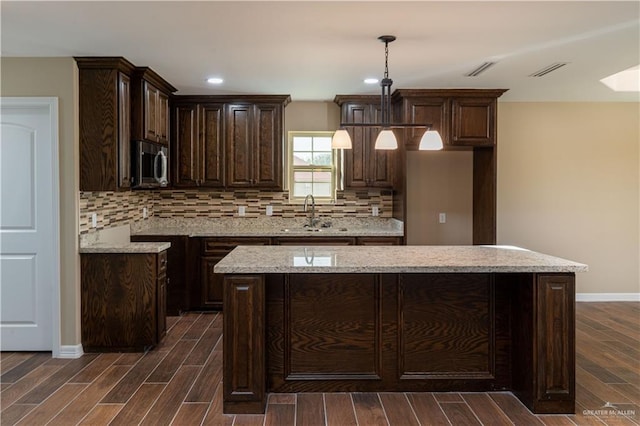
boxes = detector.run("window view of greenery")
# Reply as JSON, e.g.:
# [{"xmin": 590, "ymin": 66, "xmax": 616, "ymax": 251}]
[{"xmin": 290, "ymin": 134, "xmax": 335, "ymax": 200}]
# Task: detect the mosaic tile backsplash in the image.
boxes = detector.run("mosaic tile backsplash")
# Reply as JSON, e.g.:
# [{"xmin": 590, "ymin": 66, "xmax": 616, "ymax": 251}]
[{"xmin": 79, "ymin": 189, "xmax": 393, "ymax": 235}]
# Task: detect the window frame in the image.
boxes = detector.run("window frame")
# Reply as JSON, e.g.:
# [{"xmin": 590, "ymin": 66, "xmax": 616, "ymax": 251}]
[{"xmin": 287, "ymin": 131, "xmax": 341, "ymax": 203}]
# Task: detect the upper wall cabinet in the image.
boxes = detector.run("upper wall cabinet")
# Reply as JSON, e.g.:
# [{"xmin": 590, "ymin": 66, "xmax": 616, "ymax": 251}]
[
  {"xmin": 334, "ymin": 95, "xmax": 395, "ymax": 189},
  {"xmin": 76, "ymin": 57, "xmax": 135, "ymax": 192},
  {"xmin": 170, "ymin": 95, "xmax": 290, "ymax": 190},
  {"xmin": 393, "ymin": 89, "xmax": 507, "ymax": 149},
  {"xmin": 226, "ymin": 102, "xmax": 285, "ymax": 189},
  {"xmin": 131, "ymin": 67, "xmax": 177, "ymax": 147},
  {"xmin": 172, "ymin": 102, "xmax": 225, "ymax": 188}
]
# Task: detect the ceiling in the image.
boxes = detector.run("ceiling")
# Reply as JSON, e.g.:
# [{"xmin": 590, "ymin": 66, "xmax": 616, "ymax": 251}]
[{"xmin": 2, "ymin": 1, "xmax": 639, "ymax": 102}]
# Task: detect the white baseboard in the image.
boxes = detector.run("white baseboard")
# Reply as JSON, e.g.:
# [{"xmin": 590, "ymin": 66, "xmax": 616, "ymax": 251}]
[
  {"xmin": 57, "ymin": 344, "xmax": 84, "ymax": 359},
  {"xmin": 576, "ymin": 293, "xmax": 640, "ymax": 302}
]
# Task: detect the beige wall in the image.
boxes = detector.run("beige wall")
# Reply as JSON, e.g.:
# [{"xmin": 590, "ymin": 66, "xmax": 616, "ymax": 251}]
[
  {"xmin": 406, "ymin": 151, "xmax": 473, "ymax": 245},
  {"xmin": 1, "ymin": 57, "xmax": 80, "ymax": 345},
  {"xmin": 497, "ymin": 102, "xmax": 639, "ymax": 294},
  {"xmin": 285, "ymin": 101, "xmax": 340, "ymax": 132}
]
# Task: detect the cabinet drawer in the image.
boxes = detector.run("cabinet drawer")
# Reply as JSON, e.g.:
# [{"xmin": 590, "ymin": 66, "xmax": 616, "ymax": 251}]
[
  {"xmin": 157, "ymin": 250, "xmax": 168, "ymax": 276},
  {"xmin": 201, "ymin": 237, "xmax": 272, "ymax": 255}
]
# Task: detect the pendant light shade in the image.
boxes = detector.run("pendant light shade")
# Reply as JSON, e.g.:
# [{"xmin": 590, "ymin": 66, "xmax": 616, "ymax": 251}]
[
  {"xmin": 374, "ymin": 129, "xmax": 398, "ymax": 150},
  {"xmin": 336, "ymin": 35, "xmax": 443, "ymax": 151},
  {"xmin": 331, "ymin": 129, "xmax": 352, "ymax": 149},
  {"xmin": 418, "ymin": 130, "xmax": 444, "ymax": 150}
]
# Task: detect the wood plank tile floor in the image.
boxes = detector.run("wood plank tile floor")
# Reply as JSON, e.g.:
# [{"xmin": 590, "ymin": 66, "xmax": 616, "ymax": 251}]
[{"xmin": 1, "ymin": 302, "xmax": 638, "ymax": 425}]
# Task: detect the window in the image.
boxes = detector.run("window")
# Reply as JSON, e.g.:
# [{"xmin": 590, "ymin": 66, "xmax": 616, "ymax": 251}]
[{"xmin": 288, "ymin": 132, "xmax": 339, "ymax": 202}]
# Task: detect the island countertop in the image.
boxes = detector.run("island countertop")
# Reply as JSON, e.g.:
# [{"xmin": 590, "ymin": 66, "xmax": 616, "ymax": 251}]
[{"xmin": 214, "ymin": 245, "xmax": 588, "ymax": 274}]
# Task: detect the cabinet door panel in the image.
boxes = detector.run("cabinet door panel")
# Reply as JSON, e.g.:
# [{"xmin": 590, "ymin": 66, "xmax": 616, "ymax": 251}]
[
  {"xmin": 118, "ymin": 73, "xmax": 131, "ymax": 188},
  {"xmin": 368, "ymin": 105, "xmax": 394, "ymax": 187},
  {"xmin": 343, "ymin": 104, "xmax": 369, "ymax": 188},
  {"xmin": 202, "ymin": 256, "xmax": 224, "ymax": 309},
  {"xmin": 404, "ymin": 97, "xmax": 449, "ymax": 150},
  {"xmin": 157, "ymin": 274, "xmax": 167, "ymax": 341},
  {"xmin": 172, "ymin": 105, "xmax": 199, "ymax": 187},
  {"xmin": 201, "ymin": 104, "xmax": 225, "ymax": 187},
  {"xmin": 144, "ymin": 82, "xmax": 159, "ymax": 142},
  {"xmin": 226, "ymin": 104, "xmax": 253, "ymax": 187},
  {"xmin": 254, "ymin": 104, "xmax": 282, "ymax": 189},
  {"xmin": 158, "ymin": 91, "xmax": 170, "ymax": 145},
  {"xmin": 451, "ymin": 97, "xmax": 495, "ymax": 146}
]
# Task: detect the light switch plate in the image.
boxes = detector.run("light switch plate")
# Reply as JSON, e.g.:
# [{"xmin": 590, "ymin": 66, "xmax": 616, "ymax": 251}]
[
  {"xmin": 91, "ymin": 213, "xmax": 97, "ymax": 228},
  {"xmin": 439, "ymin": 213, "xmax": 446, "ymax": 224},
  {"xmin": 266, "ymin": 205, "xmax": 273, "ymax": 216},
  {"xmin": 372, "ymin": 206, "xmax": 379, "ymax": 217},
  {"xmin": 238, "ymin": 206, "xmax": 246, "ymax": 217}
]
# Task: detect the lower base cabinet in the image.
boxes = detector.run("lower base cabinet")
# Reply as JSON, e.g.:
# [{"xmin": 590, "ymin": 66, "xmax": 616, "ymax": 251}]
[
  {"xmin": 80, "ymin": 250, "xmax": 167, "ymax": 352},
  {"xmin": 131, "ymin": 235, "xmax": 189, "ymax": 315},
  {"xmin": 198, "ymin": 237, "xmax": 271, "ymax": 310}
]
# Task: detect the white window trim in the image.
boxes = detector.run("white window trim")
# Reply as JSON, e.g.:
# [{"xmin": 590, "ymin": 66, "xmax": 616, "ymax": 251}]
[{"xmin": 287, "ymin": 131, "xmax": 341, "ymax": 204}]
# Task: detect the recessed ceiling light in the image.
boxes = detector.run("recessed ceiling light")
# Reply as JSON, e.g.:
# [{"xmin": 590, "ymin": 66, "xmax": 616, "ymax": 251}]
[
  {"xmin": 207, "ymin": 77, "xmax": 224, "ymax": 84},
  {"xmin": 600, "ymin": 65, "xmax": 639, "ymax": 92},
  {"xmin": 364, "ymin": 78, "xmax": 379, "ymax": 84}
]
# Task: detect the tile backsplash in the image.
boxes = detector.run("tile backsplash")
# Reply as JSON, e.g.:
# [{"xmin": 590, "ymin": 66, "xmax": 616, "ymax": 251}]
[{"xmin": 79, "ymin": 189, "xmax": 392, "ymax": 234}]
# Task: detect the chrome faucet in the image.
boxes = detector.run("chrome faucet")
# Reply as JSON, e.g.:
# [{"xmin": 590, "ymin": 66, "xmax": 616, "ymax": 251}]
[{"xmin": 303, "ymin": 194, "xmax": 316, "ymax": 228}]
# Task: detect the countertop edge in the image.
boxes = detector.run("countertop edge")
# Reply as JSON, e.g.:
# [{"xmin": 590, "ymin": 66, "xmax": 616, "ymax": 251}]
[
  {"xmin": 79, "ymin": 242, "xmax": 171, "ymax": 254},
  {"xmin": 213, "ymin": 265, "xmax": 589, "ymax": 274}
]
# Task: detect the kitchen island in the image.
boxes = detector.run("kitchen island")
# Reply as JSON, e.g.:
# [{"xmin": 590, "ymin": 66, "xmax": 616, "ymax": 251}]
[{"xmin": 214, "ymin": 245, "xmax": 587, "ymax": 415}]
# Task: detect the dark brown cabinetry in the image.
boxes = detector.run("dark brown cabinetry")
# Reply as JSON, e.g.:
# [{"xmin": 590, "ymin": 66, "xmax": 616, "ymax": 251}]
[
  {"xmin": 394, "ymin": 89, "xmax": 504, "ymax": 148},
  {"xmin": 131, "ymin": 67, "xmax": 177, "ymax": 146},
  {"xmin": 76, "ymin": 57, "xmax": 134, "ymax": 191},
  {"xmin": 172, "ymin": 103, "xmax": 225, "ymax": 187},
  {"xmin": 80, "ymin": 250, "xmax": 167, "ymax": 351},
  {"xmin": 169, "ymin": 95, "xmax": 290, "ymax": 189},
  {"xmin": 334, "ymin": 96, "xmax": 395, "ymax": 188},
  {"xmin": 391, "ymin": 89, "xmax": 507, "ymax": 245},
  {"xmin": 198, "ymin": 237, "xmax": 271, "ymax": 310},
  {"xmin": 357, "ymin": 236, "xmax": 402, "ymax": 245},
  {"xmin": 131, "ymin": 235, "xmax": 189, "ymax": 315},
  {"xmin": 225, "ymin": 103, "xmax": 283, "ymax": 189}
]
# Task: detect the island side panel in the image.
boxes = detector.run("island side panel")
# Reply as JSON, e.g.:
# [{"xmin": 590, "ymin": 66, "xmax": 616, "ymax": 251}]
[
  {"xmin": 223, "ymin": 274, "xmax": 266, "ymax": 414},
  {"xmin": 509, "ymin": 273, "xmax": 576, "ymax": 414},
  {"xmin": 536, "ymin": 273, "xmax": 575, "ymax": 413}
]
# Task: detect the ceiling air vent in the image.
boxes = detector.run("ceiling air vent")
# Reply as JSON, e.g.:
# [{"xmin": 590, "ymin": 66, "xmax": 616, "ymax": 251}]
[
  {"xmin": 529, "ymin": 62, "xmax": 569, "ymax": 77},
  {"xmin": 465, "ymin": 62, "xmax": 496, "ymax": 77}
]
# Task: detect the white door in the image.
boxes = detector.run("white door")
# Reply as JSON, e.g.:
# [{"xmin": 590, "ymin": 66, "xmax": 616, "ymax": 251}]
[{"xmin": 0, "ymin": 98, "xmax": 59, "ymax": 353}]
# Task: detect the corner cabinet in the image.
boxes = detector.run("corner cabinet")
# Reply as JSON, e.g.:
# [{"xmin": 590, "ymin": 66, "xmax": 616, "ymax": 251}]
[
  {"xmin": 333, "ymin": 96, "xmax": 395, "ymax": 188},
  {"xmin": 76, "ymin": 57, "xmax": 135, "ymax": 191},
  {"xmin": 131, "ymin": 67, "xmax": 177, "ymax": 147},
  {"xmin": 80, "ymin": 250, "xmax": 167, "ymax": 352}
]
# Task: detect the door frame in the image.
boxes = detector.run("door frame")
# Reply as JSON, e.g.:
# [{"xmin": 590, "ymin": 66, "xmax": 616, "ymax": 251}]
[{"xmin": 1, "ymin": 97, "xmax": 61, "ymax": 357}]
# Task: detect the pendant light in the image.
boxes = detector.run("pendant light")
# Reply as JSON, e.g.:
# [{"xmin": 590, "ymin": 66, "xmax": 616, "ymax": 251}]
[{"xmin": 333, "ymin": 35, "xmax": 443, "ymax": 151}]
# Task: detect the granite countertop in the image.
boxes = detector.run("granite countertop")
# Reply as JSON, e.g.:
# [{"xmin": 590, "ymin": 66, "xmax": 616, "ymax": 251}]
[
  {"xmin": 214, "ymin": 245, "xmax": 589, "ymax": 274},
  {"xmin": 131, "ymin": 217, "xmax": 404, "ymax": 238},
  {"xmin": 79, "ymin": 225, "xmax": 170, "ymax": 254}
]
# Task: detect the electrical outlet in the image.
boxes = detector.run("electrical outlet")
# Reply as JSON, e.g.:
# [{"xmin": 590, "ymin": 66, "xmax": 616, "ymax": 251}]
[
  {"xmin": 143, "ymin": 207, "xmax": 148, "ymax": 218},
  {"xmin": 372, "ymin": 206, "xmax": 379, "ymax": 217},
  {"xmin": 266, "ymin": 205, "xmax": 273, "ymax": 216},
  {"xmin": 238, "ymin": 206, "xmax": 246, "ymax": 217},
  {"xmin": 439, "ymin": 212, "xmax": 446, "ymax": 224},
  {"xmin": 91, "ymin": 213, "xmax": 97, "ymax": 228}
]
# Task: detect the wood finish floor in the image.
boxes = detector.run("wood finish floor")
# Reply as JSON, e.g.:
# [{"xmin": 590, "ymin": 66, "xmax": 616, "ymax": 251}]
[{"xmin": 1, "ymin": 302, "xmax": 638, "ymax": 425}]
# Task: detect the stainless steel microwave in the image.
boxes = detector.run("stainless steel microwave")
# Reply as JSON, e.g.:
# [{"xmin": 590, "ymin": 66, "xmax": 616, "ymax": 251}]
[{"xmin": 131, "ymin": 140, "xmax": 168, "ymax": 188}]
